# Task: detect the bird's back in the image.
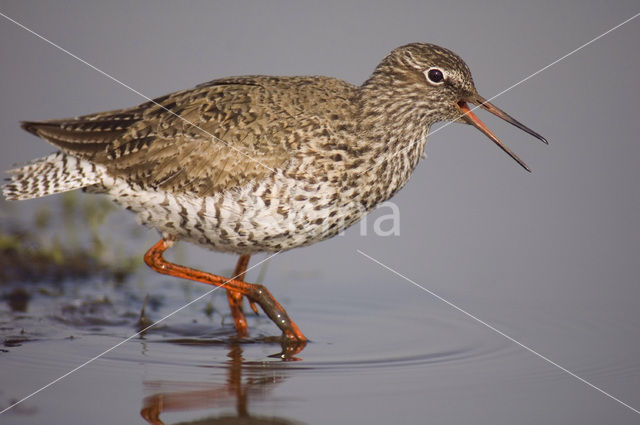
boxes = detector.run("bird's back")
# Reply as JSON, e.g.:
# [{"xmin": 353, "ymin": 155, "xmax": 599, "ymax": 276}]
[{"xmin": 7, "ymin": 75, "xmax": 358, "ymax": 200}]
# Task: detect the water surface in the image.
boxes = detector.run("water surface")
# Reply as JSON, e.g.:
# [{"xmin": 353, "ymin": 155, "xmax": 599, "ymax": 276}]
[{"xmin": 2, "ymin": 258, "xmax": 638, "ymax": 425}]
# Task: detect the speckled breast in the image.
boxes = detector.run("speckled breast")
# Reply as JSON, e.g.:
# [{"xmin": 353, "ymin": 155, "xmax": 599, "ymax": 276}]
[{"xmin": 106, "ymin": 170, "xmax": 365, "ymax": 255}]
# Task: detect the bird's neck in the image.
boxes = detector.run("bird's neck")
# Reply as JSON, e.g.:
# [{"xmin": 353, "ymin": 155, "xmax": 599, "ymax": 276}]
[{"xmin": 353, "ymin": 76, "xmax": 435, "ymax": 208}]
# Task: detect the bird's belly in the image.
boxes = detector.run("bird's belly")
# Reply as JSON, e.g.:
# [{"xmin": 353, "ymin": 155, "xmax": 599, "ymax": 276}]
[{"xmin": 106, "ymin": 175, "xmax": 364, "ymax": 254}]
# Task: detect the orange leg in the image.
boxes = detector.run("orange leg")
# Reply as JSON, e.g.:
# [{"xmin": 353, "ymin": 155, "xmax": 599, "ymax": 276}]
[
  {"xmin": 144, "ymin": 239, "xmax": 307, "ymax": 342},
  {"xmin": 227, "ymin": 256, "xmax": 260, "ymax": 327},
  {"xmin": 226, "ymin": 255, "xmax": 250, "ymax": 337}
]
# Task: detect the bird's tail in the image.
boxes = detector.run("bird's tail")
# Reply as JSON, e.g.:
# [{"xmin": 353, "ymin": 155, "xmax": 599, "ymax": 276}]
[{"xmin": 3, "ymin": 152, "xmax": 102, "ymax": 200}]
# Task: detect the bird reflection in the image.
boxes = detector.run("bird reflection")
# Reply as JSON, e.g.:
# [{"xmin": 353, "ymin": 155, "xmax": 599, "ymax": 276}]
[{"xmin": 140, "ymin": 343, "xmax": 307, "ymax": 425}]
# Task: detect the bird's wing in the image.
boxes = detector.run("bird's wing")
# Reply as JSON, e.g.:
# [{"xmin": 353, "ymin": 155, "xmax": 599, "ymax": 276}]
[{"xmin": 21, "ymin": 78, "xmax": 295, "ymax": 196}]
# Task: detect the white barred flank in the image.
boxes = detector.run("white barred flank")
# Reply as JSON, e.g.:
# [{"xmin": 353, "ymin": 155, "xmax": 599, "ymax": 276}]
[
  {"xmin": 105, "ymin": 171, "xmax": 361, "ymax": 255},
  {"xmin": 2, "ymin": 152, "xmax": 104, "ymax": 200}
]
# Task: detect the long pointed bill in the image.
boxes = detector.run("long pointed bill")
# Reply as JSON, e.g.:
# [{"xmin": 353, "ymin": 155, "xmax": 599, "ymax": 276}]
[
  {"xmin": 475, "ymin": 96, "xmax": 548, "ymax": 145},
  {"xmin": 457, "ymin": 99, "xmax": 545, "ymax": 172}
]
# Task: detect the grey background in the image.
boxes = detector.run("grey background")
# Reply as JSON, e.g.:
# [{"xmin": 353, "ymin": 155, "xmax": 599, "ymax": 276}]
[{"xmin": 1, "ymin": 1, "xmax": 639, "ymax": 424}]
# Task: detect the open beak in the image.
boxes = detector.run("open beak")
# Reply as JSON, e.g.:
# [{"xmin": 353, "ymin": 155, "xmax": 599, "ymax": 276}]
[{"xmin": 457, "ymin": 96, "xmax": 547, "ymax": 172}]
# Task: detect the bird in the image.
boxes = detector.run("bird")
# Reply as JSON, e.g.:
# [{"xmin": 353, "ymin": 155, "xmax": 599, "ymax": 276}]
[{"xmin": 2, "ymin": 43, "xmax": 546, "ymax": 345}]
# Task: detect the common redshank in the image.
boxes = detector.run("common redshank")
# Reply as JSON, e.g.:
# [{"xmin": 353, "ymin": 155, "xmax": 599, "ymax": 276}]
[{"xmin": 2, "ymin": 43, "xmax": 546, "ymax": 344}]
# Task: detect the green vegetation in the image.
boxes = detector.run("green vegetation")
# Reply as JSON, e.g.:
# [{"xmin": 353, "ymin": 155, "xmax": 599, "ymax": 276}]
[{"xmin": 0, "ymin": 192, "xmax": 142, "ymax": 284}]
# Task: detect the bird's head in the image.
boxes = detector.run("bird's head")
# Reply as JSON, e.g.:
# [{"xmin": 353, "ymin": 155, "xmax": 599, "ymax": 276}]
[{"xmin": 362, "ymin": 43, "xmax": 547, "ymax": 171}]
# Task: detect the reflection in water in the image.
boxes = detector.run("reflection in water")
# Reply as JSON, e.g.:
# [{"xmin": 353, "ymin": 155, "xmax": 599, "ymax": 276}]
[{"xmin": 141, "ymin": 343, "xmax": 307, "ymax": 425}]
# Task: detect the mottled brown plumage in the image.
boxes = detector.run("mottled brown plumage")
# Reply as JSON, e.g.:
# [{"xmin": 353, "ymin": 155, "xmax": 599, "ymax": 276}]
[
  {"xmin": 20, "ymin": 76, "xmax": 361, "ymax": 198},
  {"xmin": 3, "ymin": 43, "xmax": 546, "ymax": 344}
]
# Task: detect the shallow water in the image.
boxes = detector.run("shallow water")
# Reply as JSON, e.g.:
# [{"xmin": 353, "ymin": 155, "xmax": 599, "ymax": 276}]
[{"xmin": 2, "ymin": 259, "xmax": 639, "ymax": 425}]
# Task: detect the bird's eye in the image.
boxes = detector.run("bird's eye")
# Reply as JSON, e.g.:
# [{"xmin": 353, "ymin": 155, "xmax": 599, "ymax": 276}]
[{"xmin": 425, "ymin": 68, "xmax": 445, "ymax": 85}]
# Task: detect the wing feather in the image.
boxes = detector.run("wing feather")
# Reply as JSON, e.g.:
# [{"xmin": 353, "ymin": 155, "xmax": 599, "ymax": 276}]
[{"xmin": 21, "ymin": 79, "xmax": 293, "ymax": 196}]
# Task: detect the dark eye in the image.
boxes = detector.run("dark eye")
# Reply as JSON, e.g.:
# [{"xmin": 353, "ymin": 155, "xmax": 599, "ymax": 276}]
[{"xmin": 426, "ymin": 68, "xmax": 444, "ymax": 84}]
